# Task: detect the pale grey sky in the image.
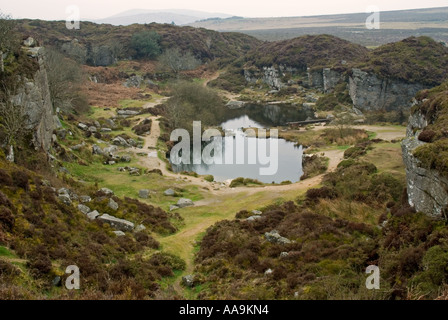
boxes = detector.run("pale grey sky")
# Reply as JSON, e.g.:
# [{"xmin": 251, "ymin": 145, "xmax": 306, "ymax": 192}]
[{"xmin": 2, "ymin": 0, "xmax": 448, "ymax": 20}]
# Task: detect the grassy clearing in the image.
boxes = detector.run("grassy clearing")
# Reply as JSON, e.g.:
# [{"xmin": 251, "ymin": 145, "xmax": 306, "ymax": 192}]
[
  {"xmin": 360, "ymin": 142, "xmax": 405, "ymax": 179},
  {"xmin": 0, "ymin": 246, "xmax": 15, "ymax": 258},
  {"xmin": 64, "ymin": 161, "xmax": 204, "ymax": 210}
]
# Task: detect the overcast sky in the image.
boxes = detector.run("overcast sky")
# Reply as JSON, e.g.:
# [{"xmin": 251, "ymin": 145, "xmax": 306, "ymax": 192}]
[{"xmin": 2, "ymin": 0, "xmax": 447, "ymax": 20}]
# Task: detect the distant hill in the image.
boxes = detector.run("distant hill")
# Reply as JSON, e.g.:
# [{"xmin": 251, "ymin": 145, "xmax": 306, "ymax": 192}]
[
  {"xmin": 93, "ymin": 9, "xmax": 233, "ymax": 26},
  {"xmin": 189, "ymin": 7, "xmax": 448, "ymax": 47}
]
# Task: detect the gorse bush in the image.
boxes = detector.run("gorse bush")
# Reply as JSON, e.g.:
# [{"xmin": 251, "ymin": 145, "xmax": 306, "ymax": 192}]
[{"xmin": 130, "ymin": 31, "xmax": 161, "ymax": 59}]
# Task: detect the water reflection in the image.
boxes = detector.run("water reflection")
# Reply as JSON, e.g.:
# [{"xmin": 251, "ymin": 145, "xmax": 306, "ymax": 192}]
[{"xmin": 170, "ymin": 104, "xmax": 307, "ymax": 184}]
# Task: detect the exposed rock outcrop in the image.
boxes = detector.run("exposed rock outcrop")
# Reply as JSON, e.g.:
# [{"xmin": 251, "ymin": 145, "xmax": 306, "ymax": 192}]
[
  {"xmin": 402, "ymin": 111, "xmax": 448, "ymax": 218},
  {"xmin": 349, "ymin": 68, "xmax": 427, "ymax": 112},
  {"xmin": 12, "ymin": 47, "xmax": 55, "ymax": 152}
]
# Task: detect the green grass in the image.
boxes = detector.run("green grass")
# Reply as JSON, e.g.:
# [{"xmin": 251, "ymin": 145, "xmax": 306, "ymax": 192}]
[
  {"xmin": 64, "ymin": 160, "xmax": 204, "ymax": 210},
  {"xmin": 0, "ymin": 246, "xmax": 15, "ymax": 258},
  {"xmin": 119, "ymin": 99, "xmax": 149, "ymax": 109}
]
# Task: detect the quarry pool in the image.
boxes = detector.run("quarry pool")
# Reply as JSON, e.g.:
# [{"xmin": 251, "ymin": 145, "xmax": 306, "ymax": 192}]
[{"xmin": 170, "ymin": 104, "xmax": 309, "ymax": 184}]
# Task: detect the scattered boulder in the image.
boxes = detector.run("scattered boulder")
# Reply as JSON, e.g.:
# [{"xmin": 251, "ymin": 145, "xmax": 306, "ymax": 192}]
[
  {"xmin": 164, "ymin": 188, "xmax": 176, "ymax": 196},
  {"xmin": 78, "ymin": 123, "xmax": 88, "ymax": 131},
  {"xmin": 58, "ymin": 188, "xmax": 70, "ymax": 196},
  {"xmin": 280, "ymin": 252, "xmax": 289, "ymax": 258},
  {"xmin": 92, "ymin": 144, "xmax": 103, "ymax": 155},
  {"xmin": 87, "ymin": 210, "xmax": 100, "ymax": 220},
  {"xmin": 77, "ymin": 204, "xmax": 91, "ymax": 214},
  {"xmin": 79, "ymin": 195, "xmax": 92, "ymax": 203},
  {"xmin": 88, "ymin": 126, "xmax": 97, "ymax": 133},
  {"xmin": 97, "ymin": 214, "xmax": 135, "ymax": 232},
  {"xmin": 113, "ymin": 231, "xmax": 126, "ymax": 237},
  {"xmin": 246, "ymin": 216, "xmax": 263, "ymax": 222},
  {"xmin": 94, "ymin": 120, "xmax": 101, "ymax": 128},
  {"xmin": 181, "ymin": 275, "xmax": 195, "ymax": 288},
  {"xmin": 117, "ymin": 110, "xmax": 139, "ymax": 116},
  {"xmin": 135, "ymin": 224, "xmax": 146, "ymax": 232},
  {"xmin": 106, "ymin": 119, "xmax": 116, "ymax": 128},
  {"xmin": 71, "ymin": 144, "xmax": 84, "ymax": 151},
  {"xmin": 177, "ymin": 198, "xmax": 194, "ymax": 208},
  {"xmin": 112, "ymin": 136, "xmax": 130, "ymax": 147},
  {"xmin": 58, "ymin": 194, "xmax": 71, "ymax": 206},
  {"xmin": 101, "ymin": 128, "xmax": 112, "ymax": 132},
  {"xmin": 103, "ymin": 145, "xmax": 118, "ymax": 156},
  {"xmin": 99, "ymin": 188, "xmax": 114, "ymax": 196},
  {"xmin": 56, "ymin": 129, "xmax": 67, "ymax": 139},
  {"xmin": 121, "ymin": 155, "xmax": 131, "ymax": 163},
  {"xmin": 108, "ymin": 198, "xmax": 119, "ymax": 211},
  {"xmin": 170, "ymin": 205, "xmax": 179, "ymax": 211},
  {"xmin": 52, "ymin": 276, "xmax": 62, "ymax": 287},
  {"xmin": 226, "ymin": 100, "xmax": 246, "ymax": 109},
  {"xmin": 139, "ymin": 189, "xmax": 149, "ymax": 199},
  {"xmin": 265, "ymin": 269, "xmax": 273, "ymax": 276},
  {"xmin": 252, "ymin": 210, "xmax": 262, "ymax": 215},
  {"xmin": 264, "ymin": 230, "xmax": 291, "ymax": 244}
]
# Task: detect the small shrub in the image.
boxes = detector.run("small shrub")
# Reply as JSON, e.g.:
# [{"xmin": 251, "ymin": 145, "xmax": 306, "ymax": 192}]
[{"xmin": 11, "ymin": 170, "xmax": 29, "ymax": 190}]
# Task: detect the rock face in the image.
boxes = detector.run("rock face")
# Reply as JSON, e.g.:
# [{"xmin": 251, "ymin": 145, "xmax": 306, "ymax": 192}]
[
  {"xmin": 244, "ymin": 65, "xmax": 295, "ymax": 90},
  {"xmin": 12, "ymin": 47, "xmax": 55, "ymax": 152},
  {"xmin": 402, "ymin": 111, "xmax": 448, "ymax": 218},
  {"xmin": 349, "ymin": 68, "xmax": 427, "ymax": 111}
]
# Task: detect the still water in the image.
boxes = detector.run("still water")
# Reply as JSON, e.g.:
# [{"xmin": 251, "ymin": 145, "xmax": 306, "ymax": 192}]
[{"xmin": 170, "ymin": 104, "xmax": 310, "ymax": 183}]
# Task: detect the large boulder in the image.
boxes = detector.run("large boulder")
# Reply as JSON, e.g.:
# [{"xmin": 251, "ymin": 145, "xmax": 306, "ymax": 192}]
[
  {"xmin": 177, "ymin": 198, "xmax": 194, "ymax": 208},
  {"xmin": 97, "ymin": 214, "xmax": 134, "ymax": 232},
  {"xmin": 264, "ymin": 230, "xmax": 291, "ymax": 244},
  {"xmin": 108, "ymin": 198, "xmax": 119, "ymax": 211},
  {"xmin": 77, "ymin": 204, "xmax": 91, "ymax": 214},
  {"xmin": 181, "ymin": 275, "xmax": 196, "ymax": 288},
  {"xmin": 139, "ymin": 189, "xmax": 149, "ymax": 199}
]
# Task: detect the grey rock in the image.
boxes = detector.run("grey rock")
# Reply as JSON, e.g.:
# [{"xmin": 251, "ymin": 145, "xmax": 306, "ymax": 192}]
[
  {"xmin": 56, "ymin": 129, "xmax": 67, "ymax": 139},
  {"xmin": 181, "ymin": 275, "xmax": 195, "ymax": 288},
  {"xmin": 58, "ymin": 194, "xmax": 72, "ymax": 206},
  {"xmin": 121, "ymin": 155, "xmax": 131, "ymax": 163},
  {"xmin": 52, "ymin": 276, "xmax": 62, "ymax": 287},
  {"xmin": 401, "ymin": 111, "xmax": 448, "ymax": 218},
  {"xmin": 101, "ymin": 127, "xmax": 112, "ymax": 132},
  {"xmin": 71, "ymin": 144, "xmax": 84, "ymax": 151},
  {"xmin": 349, "ymin": 68, "xmax": 427, "ymax": 112},
  {"xmin": 94, "ymin": 120, "xmax": 101, "ymax": 128},
  {"xmin": 78, "ymin": 123, "xmax": 88, "ymax": 131},
  {"xmin": 77, "ymin": 204, "xmax": 91, "ymax": 214},
  {"xmin": 164, "ymin": 188, "xmax": 176, "ymax": 196},
  {"xmin": 280, "ymin": 252, "xmax": 289, "ymax": 258},
  {"xmin": 112, "ymin": 136, "xmax": 130, "ymax": 147},
  {"xmin": 108, "ymin": 198, "xmax": 119, "ymax": 211},
  {"xmin": 79, "ymin": 195, "xmax": 91, "ymax": 203},
  {"xmin": 23, "ymin": 37, "xmax": 36, "ymax": 47},
  {"xmin": 264, "ymin": 268, "xmax": 273, "ymax": 276},
  {"xmin": 88, "ymin": 126, "xmax": 97, "ymax": 133},
  {"xmin": 99, "ymin": 188, "xmax": 114, "ymax": 196},
  {"xmin": 87, "ymin": 210, "xmax": 100, "ymax": 220},
  {"xmin": 246, "ymin": 216, "xmax": 263, "ymax": 222},
  {"xmin": 252, "ymin": 210, "xmax": 262, "ymax": 215},
  {"xmin": 106, "ymin": 119, "xmax": 116, "ymax": 128},
  {"xmin": 135, "ymin": 224, "xmax": 146, "ymax": 232},
  {"xmin": 170, "ymin": 205, "xmax": 179, "ymax": 211},
  {"xmin": 264, "ymin": 230, "xmax": 291, "ymax": 244},
  {"xmin": 226, "ymin": 100, "xmax": 246, "ymax": 109},
  {"xmin": 92, "ymin": 144, "xmax": 103, "ymax": 155},
  {"xmin": 139, "ymin": 189, "xmax": 149, "ymax": 199},
  {"xmin": 177, "ymin": 198, "xmax": 194, "ymax": 208},
  {"xmin": 117, "ymin": 109, "xmax": 139, "ymax": 116},
  {"xmin": 6, "ymin": 145, "xmax": 14, "ymax": 162},
  {"xmin": 97, "ymin": 214, "xmax": 134, "ymax": 232},
  {"xmin": 113, "ymin": 231, "xmax": 126, "ymax": 237},
  {"xmin": 58, "ymin": 188, "xmax": 70, "ymax": 196},
  {"xmin": 103, "ymin": 145, "xmax": 118, "ymax": 156}
]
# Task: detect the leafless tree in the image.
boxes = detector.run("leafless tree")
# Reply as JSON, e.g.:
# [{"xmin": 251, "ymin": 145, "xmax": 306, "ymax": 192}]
[
  {"xmin": 0, "ymin": 12, "xmax": 17, "ymax": 73},
  {"xmin": 45, "ymin": 48, "xmax": 84, "ymax": 112},
  {"xmin": 158, "ymin": 48, "xmax": 201, "ymax": 77},
  {"xmin": 0, "ymin": 84, "xmax": 29, "ymax": 160}
]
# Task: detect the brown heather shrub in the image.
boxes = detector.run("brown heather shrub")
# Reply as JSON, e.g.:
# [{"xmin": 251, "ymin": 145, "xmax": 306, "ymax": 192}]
[
  {"xmin": 418, "ymin": 129, "xmax": 436, "ymax": 143},
  {"xmin": 28, "ymin": 255, "xmax": 52, "ymax": 277},
  {"xmin": 306, "ymin": 186, "xmax": 339, "ymax": 201},
  {"xmin": 0, "ymin": 207, "xmax": 15, "ymax": 232},
  {"xmin": 0, "ymin": 169, "xmax": 13, "ymax": 187},
  {"xmin": 11, "ymin": 170, "xmax": 29, "ymax": 191}
]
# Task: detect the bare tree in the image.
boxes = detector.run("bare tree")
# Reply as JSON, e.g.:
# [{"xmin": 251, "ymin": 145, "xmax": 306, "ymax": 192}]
[
  {"xmin": 45, "ymin": 48, "xmax": 84, "ymax": 113},
  {"xmin": 0, "ymin": 12, "xmax": 17, "ymax": 73},
  {"xmin": 158, "ymin": 48, "xmax": 201, "ymax": 78},
  {"xmin": 0, "ymin": 84, "xmax": 29, "ymax": 161}
]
